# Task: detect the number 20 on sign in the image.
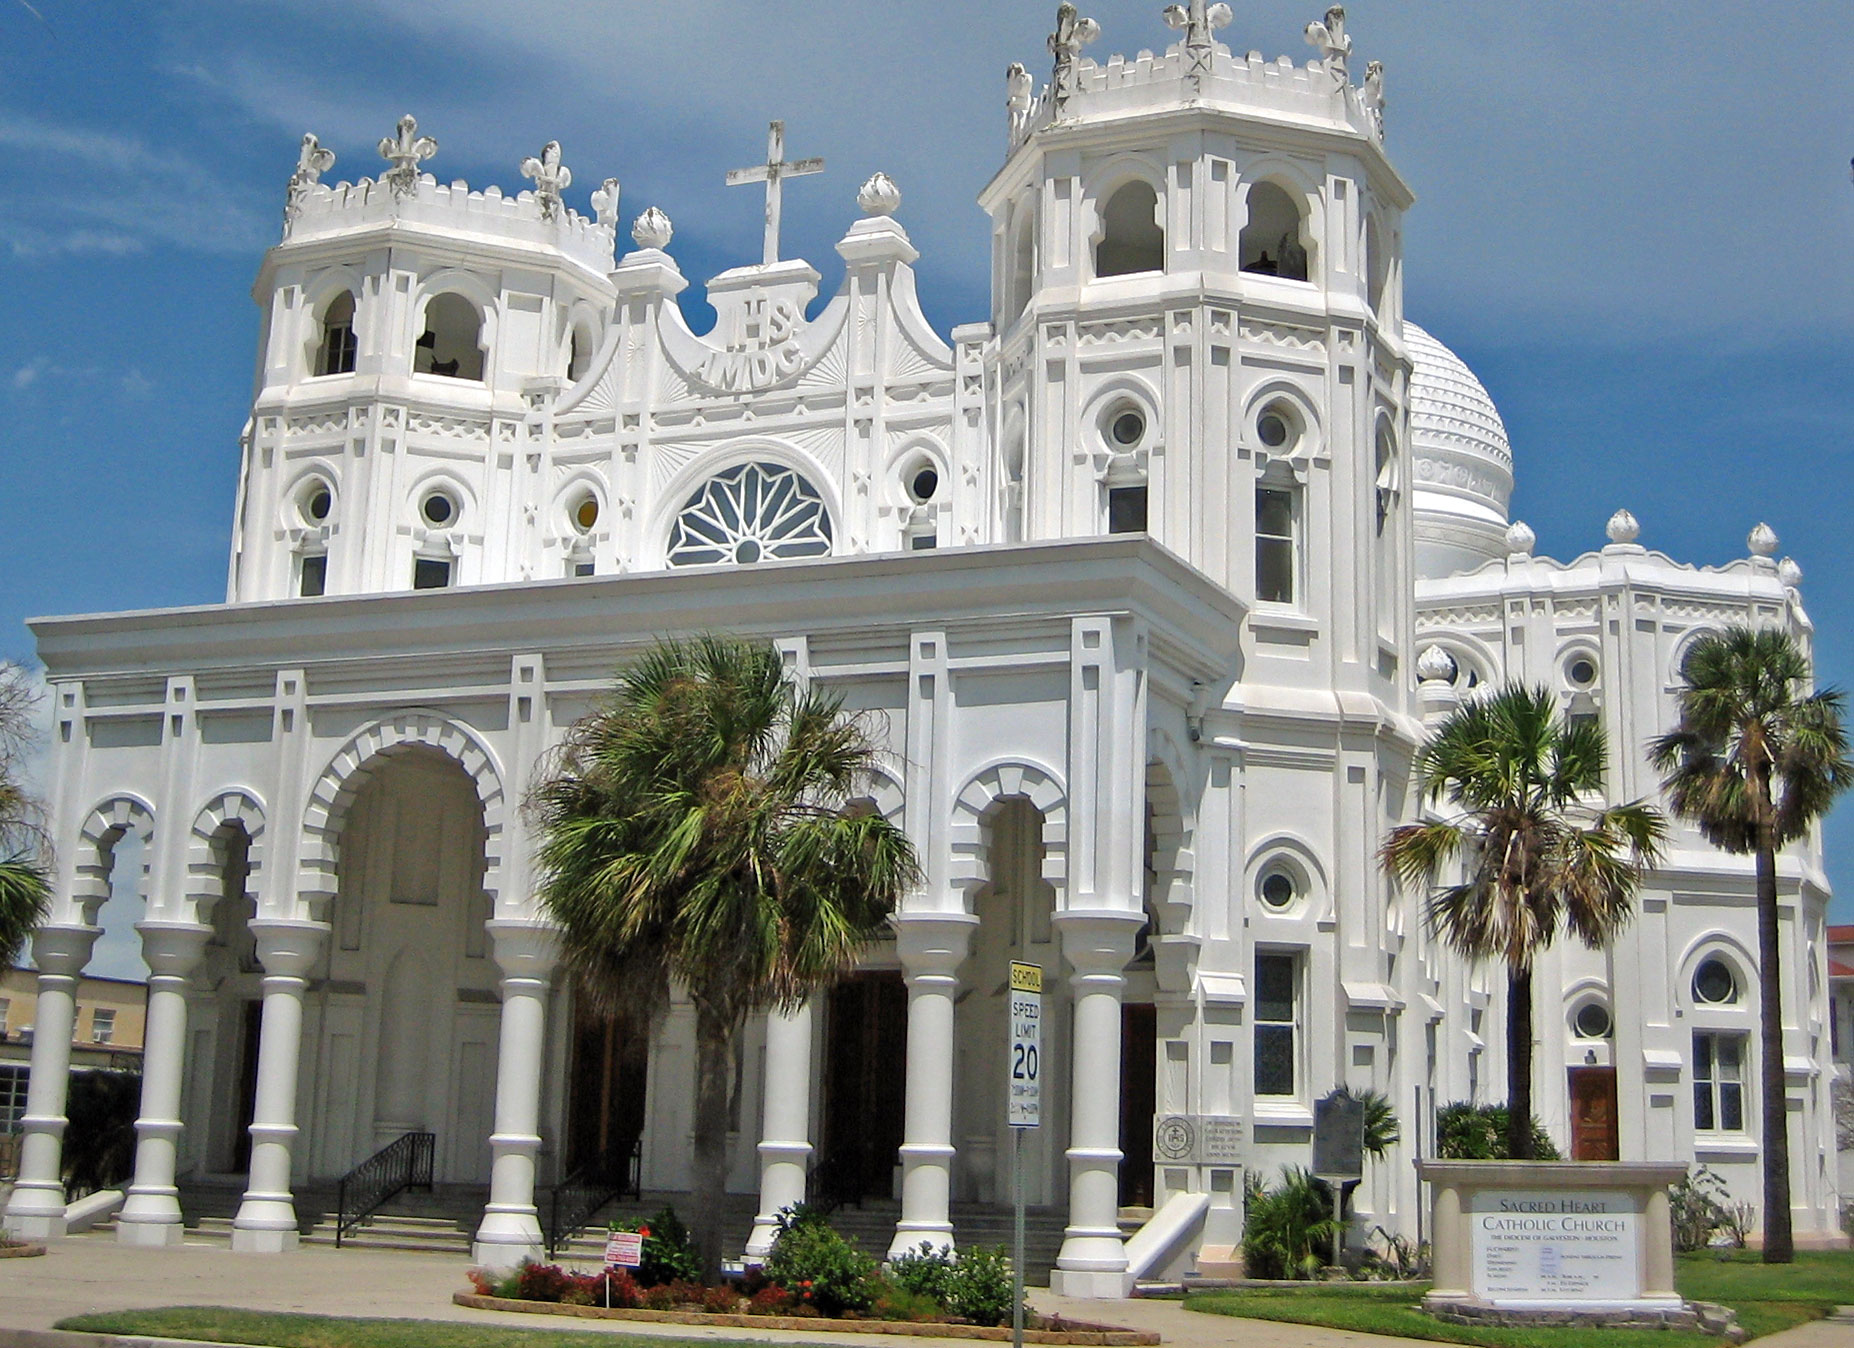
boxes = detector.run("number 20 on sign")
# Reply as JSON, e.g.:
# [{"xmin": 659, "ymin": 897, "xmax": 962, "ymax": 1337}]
[{"xmin": 1008, "ymin": 961, "xmax": 1042, "ymax": 1128}]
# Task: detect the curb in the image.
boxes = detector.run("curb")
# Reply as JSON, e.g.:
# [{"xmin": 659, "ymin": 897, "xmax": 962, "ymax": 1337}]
[{"xmin": 0, "ymin": 1334, "xmax": 263, "ymax": 1348}]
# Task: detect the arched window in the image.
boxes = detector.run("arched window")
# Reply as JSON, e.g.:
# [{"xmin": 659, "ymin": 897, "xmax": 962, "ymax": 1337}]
[
  {"xmin": 1365, "ymin": 215, "xmax": 1388, "ymax": 313},
  {"xmin": 1095, "ymin": 180, "xmax": 1165, "ymax": 278},
  {"xmin": 415, "ymin": 292, "xmax": 485, "ymax": 381},
  {"xmin": 566, "ymin": 321, "xmax": 595, "ymax": 383},
  {"xmin": 1240, "ymin": 182, "xmax": 1310, "ymax": 282},
  {"xmin": 667, "ymin": 462, "xmax": 833, "ymax": 567},
  {"xmin": 1006, "ymin": 209, "xmax": 1036, "ymax": 321},
  {"xmin": 315, "ymin": 291, "xmax": 357, "ymax": 376}
]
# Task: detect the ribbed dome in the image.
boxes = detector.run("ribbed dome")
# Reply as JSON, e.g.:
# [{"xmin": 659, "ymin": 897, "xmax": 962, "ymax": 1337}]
[{"xmin": 1405, "ymin": 322, "xmax": 1516, "ymax": 578}]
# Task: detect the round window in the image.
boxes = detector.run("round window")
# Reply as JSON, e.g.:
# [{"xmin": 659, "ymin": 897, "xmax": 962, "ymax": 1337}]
[
  {"xmin": 303, "ymin": 483, "xmax": 332, "ymax": 524},
  {"xmin": 1110, "ymin": 409, "xmax": 1146, "ymax": 448},
  {"xmin": 1693, "ymin": 959, "xmax": 1738, "ymax": 1005},
  {"xmin": 1258, "ymin": 407, "xmax": 1292, "ymax": 449},
  {"xmin": 908, "ymin": 464, "xmax": 940, "ymax": 504},
  {"xmin": 573, "ymin": 494, "xmax": 600, "ymax": 532},
  {"xmin": 1259, "ymin": 869, "xmax": 1297, "ymax": 910},
  {"xmin": 1573, "ymin": 1002, "xmax": 1613, "ymax": 1040},
  {"xmin": 421, "ymin": 491, "xmax": 458, "ymax": 527},
  {"xmin": 1568, "ymin": 657, "xmax": 1598, "ymax": 688}
]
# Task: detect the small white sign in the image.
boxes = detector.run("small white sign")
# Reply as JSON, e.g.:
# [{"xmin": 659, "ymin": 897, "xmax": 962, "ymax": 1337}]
[
  {"xmin": 1468, "ymin": 1190, "xmax": 1641, "ymax": 1304},
  {"xmin": 604, "ymin": 1231, "xmax": 643, "ymax": 1268},
  {"xmin": 1008, "ymin": 961, "xmax": 1042, "ymax": 1128}
]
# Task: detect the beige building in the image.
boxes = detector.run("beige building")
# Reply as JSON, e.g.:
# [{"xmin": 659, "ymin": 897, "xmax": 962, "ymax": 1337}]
[{"xmin": 1, "ymin": 965, "xmax": 147, "ymax": 1174}]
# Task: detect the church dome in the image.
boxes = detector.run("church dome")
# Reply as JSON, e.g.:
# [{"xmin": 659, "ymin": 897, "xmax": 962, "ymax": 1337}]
[{"xmin": 1405, "ymin": 322, "xmax": 1515, "ymax": 579}]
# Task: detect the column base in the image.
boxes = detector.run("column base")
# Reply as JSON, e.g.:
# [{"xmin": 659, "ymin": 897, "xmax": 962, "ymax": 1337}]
[
  {"xmin": 230, "ymin": 1225, "xmax": 300, "ymax": 1254},
  {"xmin": 473, "ymin": 1207, "xmax": 544, "ymax": 1271},
  {"xmin": 2, "ymin": 1210, "xmax": 67, "ymax": 1242},
  {"xmin": 116, "ymin": 1213, "xmax": 186, "ymax": 1247},
  {"xmin": 1049, "ymin": 1268, "xmax": 1136, "ymax": 1299},
  {"xmin": 888, "ymin": 1221, "xmax": 954, "ymax": 1260}
]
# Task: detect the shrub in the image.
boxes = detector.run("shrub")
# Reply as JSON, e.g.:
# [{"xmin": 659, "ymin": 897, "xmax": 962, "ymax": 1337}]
[
  {"xmin": 944, "ymin": 1244, "xmax": 1020, "ymax": 1327},
  {"xmin": 888, "ymin": 1241, "xmax": 958, "ymax": 1305},
  {"xmin": 1242, "ymin": 1168, "xmax": 1342, "ymax": 1280},
  {"xmin": 869, "ymin": 1277, "xmax": 946, "ymax": 1323},
  {"xmin": 1329, "ymin": 1086, "xmax": 1400, "ymax": 1158},
  {"xmin": 640, "ymin": 1279, "xmax": 705, "ymax": 1310},
  {"xmin": 465, "ymin": 1268, "xmax": 496, "ymax": 1296},
  {"xmin": 1671, "ymin": 1167, "xmax": 1730, "ymax": 1252},
  {"xmin": 609, "ymin": 1206, "xmax": 703, "ymax": 1287},
  {"xmin": 515, "ymin": 1261, "xmax": 573, "ymax": 1302},
  {"xmin": 1434, "ymin": 1102, "xmax": 1559, "ymax": 1161},
  {"xmin": 747, "ymin": 1283, "xmax": 796, "ymax": 1316},
  {"xmin": 701, "ymin": 1283, "xmax": 743, "ymax": 1314},
  {"xmin": 764, "ymin": 1207, "xmax": 878, "ymax": 1315}
]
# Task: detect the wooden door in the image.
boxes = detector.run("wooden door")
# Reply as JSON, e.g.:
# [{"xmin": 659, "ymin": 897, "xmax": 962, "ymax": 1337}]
[
  {"xmin": 566, "ymin": 1002, "xmax": 650, "ymax": 1176},
  {"xmin": 1568, "ymin": 1067, "xmax": 1619, "ymax": 1161},
  {"xmin": 1118, "ymin": 1003, "xmax": 1157, "ymax": 1207},
  {"xmin": 819, "ymin": 972, "xmax": 909, "ymax": 1203}
]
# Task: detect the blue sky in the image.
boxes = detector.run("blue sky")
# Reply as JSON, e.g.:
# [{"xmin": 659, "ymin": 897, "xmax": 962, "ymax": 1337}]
[{"xmin": 2, "ymin": 1, "xmax": 1851, "ymax": 976}]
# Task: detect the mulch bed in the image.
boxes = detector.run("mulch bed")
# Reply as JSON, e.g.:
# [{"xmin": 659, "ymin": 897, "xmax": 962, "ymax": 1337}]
[
  {"xmin": 453, "ymin": 1293, "xmax": 1160, "ymax": 1344},
  {"xmin": 0, "ymin": 1243, "xmax": 47, "ymax": 1258}
]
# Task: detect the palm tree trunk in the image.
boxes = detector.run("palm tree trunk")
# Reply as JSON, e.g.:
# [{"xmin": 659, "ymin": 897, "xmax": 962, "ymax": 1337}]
[
  {"xmin": 1507, "ymin": 966, "xmax": 1535, "ymax": 1161},
  {"xmin": 1754, "ymin": 842, "xmax": 1793, "ymax": 1263},
  {"xmin": 690, "ymin": 1002, "xmax": 735, "ymax": 1281}
]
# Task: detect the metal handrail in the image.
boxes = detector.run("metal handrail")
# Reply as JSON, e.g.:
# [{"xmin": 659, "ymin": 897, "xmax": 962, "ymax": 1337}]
[
  {"xmin": 544, "ymin": 1139, "xmax": 641, "ymax": 1258},
  {"xmin": 803, "ymin": 1140, "xmax": 867, "ymax": 1218},
  {"xmin": 334, "ymin": 1131, "xmax": 434, "ymax": 1247}
]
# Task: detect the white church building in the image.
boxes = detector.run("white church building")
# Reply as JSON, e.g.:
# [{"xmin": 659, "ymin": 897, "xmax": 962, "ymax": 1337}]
[{"xmin": 5, "ymin": 4, "xmax": 1842, "ymax": 1292}]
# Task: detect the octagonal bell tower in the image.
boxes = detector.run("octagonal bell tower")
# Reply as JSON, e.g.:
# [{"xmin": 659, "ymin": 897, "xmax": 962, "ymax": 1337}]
[
  {"xmin": 979, "ymin": 3, "xmax": 1416, "ymax": 697},
  {"xmin": 229, "ymin": 120, "xmax": 619, "ymax": 603}
]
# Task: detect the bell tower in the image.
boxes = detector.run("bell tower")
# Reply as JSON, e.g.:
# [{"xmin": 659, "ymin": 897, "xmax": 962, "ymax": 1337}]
[{"xmin": 979, "ymin": 2, "xmax": 1415, "ymax": 695}]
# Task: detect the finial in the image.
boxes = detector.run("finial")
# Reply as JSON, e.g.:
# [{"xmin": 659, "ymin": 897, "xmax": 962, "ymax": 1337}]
[
  {"xmin": 1416, "ymin": 645, "xmax": 1457, "ymax": 685},
  {"xmin": 1605, "ymin": 509, "xmax": 1640, "ymax": 545},
  {"xmin": 520, "ymin": 140, "xmax": 573, "ymax": 221},
  {"xmin": 1505, "ymin": 520, "xmax": 1536, "ymax": 555},
  {"xmin": 1778, "ymin": 556, "xmax": 1803, "ymax": 588},
  {"xmin": 285, "ymin": 133, "xmax": 336, "ymax": 230},
  {"xmin": 1006, "ymin": 63, "xmax": 1036, "ymax": 145},
  {"xmin": 857, "ymin": 172, "xmax": 901, "ymax": 217},
  {"xmin": 1747, "ymin": 522, "xmax": 1778, "ymax": 557},
  {"xmin": 591, "ymin": 178, "xmax": 622, "ymax": 229},
  {"xmin": 1362, "ymin": 60, "xmax": 1386, "ymax": 138},
  {"xmin": 1304, "ymin": 5, "xmax": 1351, "ymax": 86},
  {"xmin": 631, "ymin": 206, "xmax": 674, "ymax": 251},
  {"xmin": 1049, "ymin": 3, "xmax": 1100, "ymax": 110},
  {"xmin": 378, "ymin": 115, "xmax": 438, "ymax": 198}
]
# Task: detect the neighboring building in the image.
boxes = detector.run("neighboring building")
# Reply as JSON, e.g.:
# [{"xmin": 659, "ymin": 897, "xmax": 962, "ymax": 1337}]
[
  {"xmin": 2, "ymin": 5, "xmax": 1842, "ymax": 1285},
  {"xmin": 0, "ymin": 965, "xmax": 146, "ymax": 1178},
  {"xmin": 1831, "ymin": 925, "xmax": 1853, "ymax": 1218}
]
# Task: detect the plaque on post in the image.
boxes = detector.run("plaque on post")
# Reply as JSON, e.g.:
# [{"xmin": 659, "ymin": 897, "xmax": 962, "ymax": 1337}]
[{"xmin": 1313, "ymin": 1090, "xmax": 1366, "ymax": 1181}]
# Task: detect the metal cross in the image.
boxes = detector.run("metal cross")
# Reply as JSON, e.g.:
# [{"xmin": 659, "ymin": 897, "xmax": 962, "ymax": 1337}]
[{"xmin": 724, "ymin": 121, "xmax": 824, "ymax": 267}]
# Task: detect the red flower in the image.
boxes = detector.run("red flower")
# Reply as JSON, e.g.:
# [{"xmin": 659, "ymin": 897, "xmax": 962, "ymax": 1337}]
[{"xmin": 638, "ymin": 1227, "xmax": 651, "ymax": 1238}]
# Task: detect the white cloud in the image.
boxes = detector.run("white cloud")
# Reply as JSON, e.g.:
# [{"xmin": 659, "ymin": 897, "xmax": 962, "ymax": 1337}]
[
  {"xmin": 120, "ymin": 367, "xmax": 153, "ymax": 399},
  {"xmin": 11, "ymin": 357, "xmax": 45, "ymax": 390}
]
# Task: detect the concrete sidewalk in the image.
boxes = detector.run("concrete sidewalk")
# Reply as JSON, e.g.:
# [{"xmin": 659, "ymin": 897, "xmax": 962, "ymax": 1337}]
[{"xmin": 0, "ymin": 1237, "xmax": 1848, "ymax": 1348}]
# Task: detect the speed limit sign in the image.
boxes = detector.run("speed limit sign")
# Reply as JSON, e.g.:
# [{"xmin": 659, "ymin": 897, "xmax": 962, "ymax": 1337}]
[{"xmin": 1008, "ymin": 961, "xmax": 1041, "ymax": 1128}]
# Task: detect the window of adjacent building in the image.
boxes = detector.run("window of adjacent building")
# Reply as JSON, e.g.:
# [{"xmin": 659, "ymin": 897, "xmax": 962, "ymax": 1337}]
[
  {"xmin": 1108, "ymin": 485, "xmax": 1148, "ymax": 535},
  {"xmin": 1692, "ymin": 1030, "xmax": 1745, "ymax": 1132},
  {"xmin": 1240, "ymin": 181, "xmax": 1310, "ymax": 282},
  {"xmin": 414, "ymin": 292, "xmax": 485, "ymax": 381},
  {"xmin": 1253, "ymin": 951, "xmax": 1299, "ymax": 1097},
  {"xmin": 413, "ymin": 557, "xmax": 453, "ymax": 590},
  {"xmin": 1095, "ymin": 180, "xmax": 1165, "ymax": 278},
  {"xmin": 1256, "ymin": 485, "xmax": 1297, "ymax": 603},
  {"xmin": 315, "ymin": 291, "xmax": 358, "ymax": 376},
  {"xmin": 0, "ymin": 996, "xmax": 9, "ymax": 1035},
  {"xmin": 91, "ymin": 1007, "xmax": 115, "ymax": 1045},
  {"xmin": 298, "ymin": 553, "xmax": 328, "ymax": 598},
  {"xmin": 0, "ymin": 1064, "xmax": 27, "ymax": 1133}
]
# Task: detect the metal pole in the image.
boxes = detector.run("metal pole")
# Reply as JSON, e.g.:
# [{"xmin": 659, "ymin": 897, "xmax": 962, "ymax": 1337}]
[{"xmin": 1012, "ymin": 1125, "xmax": 1026, "ymax": 1348}]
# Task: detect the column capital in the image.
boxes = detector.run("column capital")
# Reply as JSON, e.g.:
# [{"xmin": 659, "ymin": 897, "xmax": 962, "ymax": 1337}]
[
  {"xmin": 893, "ymin": 910, "xmax": 979, "ymax": 978},
  {"xmin": 134, "ymin": 922, "xmax": 212, "ymax": 977},
  {"xmin": 30, "ymin": 924, "xmax": 101, "ymax": 978},
  {"xmin": 1053, "ymin": 908, "xmax": 1144, "ymax": 976},
  {"xmin": 487, "ymin": 919, "xmax": 562, "ymax": 982},
  {"xmin": 249, "ymin": 918, "xmax": 329, "ymax": 978}
]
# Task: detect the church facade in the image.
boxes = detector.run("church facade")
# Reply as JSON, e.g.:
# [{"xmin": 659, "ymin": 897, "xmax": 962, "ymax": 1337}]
[{"xmin": 5, "ymin": 5, "xmax": 1842, "ymax": 1291}]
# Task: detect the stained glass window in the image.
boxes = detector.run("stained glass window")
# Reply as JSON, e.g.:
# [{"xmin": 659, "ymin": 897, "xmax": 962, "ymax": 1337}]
[{"xmin": 667, "ymin": 462, "xmax": 833, "ymax": 568}]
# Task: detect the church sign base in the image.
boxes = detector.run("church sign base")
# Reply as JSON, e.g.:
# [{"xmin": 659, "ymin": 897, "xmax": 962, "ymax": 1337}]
[{"xmin": 1417, "ymin": 1161, "xmax": 1687, "ymax": 1322}]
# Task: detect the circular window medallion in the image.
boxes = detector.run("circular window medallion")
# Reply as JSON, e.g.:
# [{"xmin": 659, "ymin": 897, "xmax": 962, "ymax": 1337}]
[
  {"xmin": 573, "ymin": 495, "xmax": 600, "ymax": 532},
  {"xmin": 1693, "ymin": 959, "xmax": 1738, "ymax": 1006},
  {"xmin": 421, "ymin": 491, "xmax": 458, "ymax": 527},
  {"xmin": 908, "ymin": 464, "xmax": 940, "ymax": 504},
  {"xmin": 302, "ymin": 483, "xmax": 332, "ymax": 524},
  {"xmin": 1259, "ymin": 869, "xmax": 1297, "ymax": 911},
  {"xmin": 667, "ymin": 461, "xmax": 833, "ymax": 568},
  {"xmin": 1258, "ymin": 408, "xmax": 1292, "ymax": 449},
  {"xmin": 1574, "ymin": 1002, "xmax": 1613, "ymax": 1040},
  {"xmin": 1110, "ymin": 409, "xmax": 1146, "ymax": 448},
  {"xmin": 1569, "ymin": 657, "xmax": 1598, "ymax": 688}
]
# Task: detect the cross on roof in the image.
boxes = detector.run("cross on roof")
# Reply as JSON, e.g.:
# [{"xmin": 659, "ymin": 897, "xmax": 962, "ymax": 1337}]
[{"xmin": 724, "ymin": 121, "xmax": 824, "ymax": 267}]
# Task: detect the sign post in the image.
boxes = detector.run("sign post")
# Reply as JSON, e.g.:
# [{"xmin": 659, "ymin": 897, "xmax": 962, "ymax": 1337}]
[
  {"xmin": 603, "ymin": 1229, "xmax": 643, "ymax": 1308},
  {"xmin": 1008, "ymin": 961, "xmax": 1041, "ymax": 1348}
]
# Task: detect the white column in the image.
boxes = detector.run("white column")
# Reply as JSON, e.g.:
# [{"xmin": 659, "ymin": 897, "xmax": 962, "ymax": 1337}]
[
  {"xmin": 889, "ymin": 911, "xmax": 978, "ymax": 1259},
  {"xmin": 2, "ymin": 924, "xmax": 101, "ymax": 1241},
  {"xmin": 745, "ymin": 1001, "xmax": 814, "ymax": 1261},
  {"xmin": 471, "ymin": 920, "xmax": 560, "ymax": 1268},
  {"xmin": 1050, "ymin": 909, "xmax": 1143, "ymax": 1299},
  {"xmin": 116, "ymin": 921, "xmax": 211, "ymax": 1246},
  {"xmin": 231, "ymin": 918, "xmax": 328, "ymax": 1253}
]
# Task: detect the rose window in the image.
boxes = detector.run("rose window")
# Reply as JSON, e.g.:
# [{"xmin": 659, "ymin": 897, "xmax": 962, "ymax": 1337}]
[{"xmin": 667, "ymin": 462, "xmax": 833, "ymax": 567}]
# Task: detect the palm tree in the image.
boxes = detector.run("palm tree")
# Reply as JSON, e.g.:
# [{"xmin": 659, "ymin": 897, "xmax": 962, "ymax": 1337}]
[
  {"xmin": 1382, "ymin": 685, "xmax": 1665, "ymax": 1160},
  {"xmin": 527, "ymin": 635, "xmax": 920, "ymax": 1276},
  {"xmin": 0, "ymin": 663, "xmax": 50, "ymax": 968},
  {"xmin": 1648, "ymin": 625, "xmax": 1850, "ymax": 1264}
]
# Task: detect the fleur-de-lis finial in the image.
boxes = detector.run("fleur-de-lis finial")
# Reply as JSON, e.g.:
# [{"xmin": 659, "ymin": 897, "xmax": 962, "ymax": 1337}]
[
  {"xmin": 1163, "ymin": 0, "xmax": 1232, "ymax": 86},
  {"xmin": 1362, "ymin": 60, "xmax": 1387, "ymax": 139},
  {"xmin": 1304, "ymin": 5, "xmax": 1351, "ymax": 87},
  {"xmin": 1048, "ymin": 3, "xmax": 1100, "ymax": 111},
  {"xmin": 378, "ymin": 114, "xmax": 438, "ymax": 198},
  {"xmin": 285, "ymin": 133, "xmax": 336, "ymax": 230},
  {"xmin": 591, "ymin": 177, "xmax": 622, "ymax": 229},
  {"xmin": 520, "ymin": 140, "xmax": 573, "ymax": 221}
]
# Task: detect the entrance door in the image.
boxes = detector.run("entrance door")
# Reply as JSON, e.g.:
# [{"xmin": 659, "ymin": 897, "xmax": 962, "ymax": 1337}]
[
  {"xmin": 819, "ymin": 972, "xmax": 908, "ymax": 1205},
  {"xmin": 566, "ymin": 1003, "xmax": 650, "ymax": 1183},
  {"xmin": 233, "ymin": 999, "xmax": 263, "ymax": 1173},
  {"xmin": 1568, "ymin": 1067, "xmax": 1619, "ymax": 1161},
  {"xmin": 1118, "ymin": 1003, "xmax": 1157, "ymax": 1207}
]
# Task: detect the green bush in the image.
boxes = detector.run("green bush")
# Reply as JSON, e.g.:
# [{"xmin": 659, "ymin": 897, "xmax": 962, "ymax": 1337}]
[
  {"xmin": 1670, "ymin": 1167, "xmax": 1730, "ymax": 1252},
  {"xmin": 608, "ymin": 1206, "xmax": 702, "ymax": 1287},
  {"xmin": 1242, "ymin": 1168, "xmax": 1343, "ymax": 1280},
  {"xmin": 943, "ymin": 1244, "xmax": 1020, "ymax": 1327},
  {"xmin": 1329, "ymin": 1086, "xmax": 1400, "ymax": 1159},
  {"xmin": 888, "ymin": 1241, "xmax": 958, "ymax": 1305},
  {"xmin": 764, "ymin": 1206, "xmax": 878, "ymax": 1315},
  {"xmin": 1433, "ymin": 1102, "xmax": 1559, "ymax": 1161}
]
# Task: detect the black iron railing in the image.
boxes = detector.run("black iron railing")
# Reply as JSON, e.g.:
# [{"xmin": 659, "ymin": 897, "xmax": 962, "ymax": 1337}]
[
  {"xmin": 545, "ymin": 1139, "xmax": 641, "ymax": 1258},
  {"xmin": 804, "ymin": 1141, "xmax": 868, "ymax": 1218},
  {"xmin": 334, "ymin": 1131, "xmax": 434, "ymax": 1247}
]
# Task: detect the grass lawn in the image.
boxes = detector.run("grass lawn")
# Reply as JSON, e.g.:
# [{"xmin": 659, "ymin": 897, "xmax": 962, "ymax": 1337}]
[
  {"xmin": 56, "ymin": 1306, "xmax": 845, "ymax": 1348},
  {"xmin": 1185, "ymin": 1249, "xmax": 1852, "ymax": 1347}
]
